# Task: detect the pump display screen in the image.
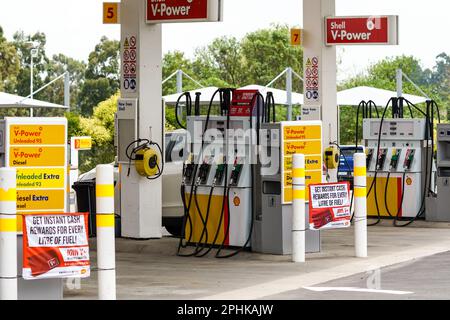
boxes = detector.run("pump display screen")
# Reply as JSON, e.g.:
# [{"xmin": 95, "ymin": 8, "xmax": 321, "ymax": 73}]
[{"xmin": 370, "ymin": 120, "xmax": 415, "ymax": 138}]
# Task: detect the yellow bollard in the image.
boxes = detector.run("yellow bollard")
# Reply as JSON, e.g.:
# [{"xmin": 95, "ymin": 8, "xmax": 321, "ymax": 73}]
[
  {"xmin": 96, "ymin": 165, "xmax": 116, "ymax": 300},
  {"xmin": 292, "ymin": 154, "xmax": 306, "ymax": 263},
  {"xmin": 353, "ymin": 153, "xmax": 368, "ymax": 258},
  {"xmin": 0, "ymin": 168, "xmax": 17, "ymax": 300}
]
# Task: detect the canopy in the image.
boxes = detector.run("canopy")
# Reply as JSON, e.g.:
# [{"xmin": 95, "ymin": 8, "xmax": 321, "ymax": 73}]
[
  {"xmin": 239, "ymin": 85, "xmax": 304, "ymax": 105},
  {"xmin": 337, "ymin": 86, "xmax": 427, "ymax": 106},
  {"xmin": 0, "ymin": 92, "xmax": 69, "ymax": 109},
  {"xmin": 163, "ymin": 86, "xmax": 220, "ymax": 106}
]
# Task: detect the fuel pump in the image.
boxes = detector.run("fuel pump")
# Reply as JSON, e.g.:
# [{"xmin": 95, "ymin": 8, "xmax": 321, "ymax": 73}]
[
  {"xmin": 362, "ymin": 97, "xmax": 439, "ymax": 226},
  {"xmin": 177, "ymin": 88, "xmax": 265, "ymax": 258}
]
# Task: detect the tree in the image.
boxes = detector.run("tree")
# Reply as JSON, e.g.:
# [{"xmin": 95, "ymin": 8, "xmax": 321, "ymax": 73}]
[
  {"xmin": 241, "ymin": 24, "xmax": 303, "ymax": 90},
  {"xmin": 0, "ymin": 26, "xmax": 20, "ymax": 93},
  {"xmin": 77, "ymin": 93, "xmax": 119, "ymax": 172},
  {"xmin": 426, "ymin": 53, "xmax": 450, "ymax": 119},
  {"xmin": 40, "ymin": 54, "xmax": 86, "ymax": 109},
  {"xmin": 339, "ymin": 54, "xmax": 449, "ymax": 144},
  {"xmin": 12, "ymin": 30, "xmax": 49, "ymax": 99},
  {"xmin": 162, "ymin": 51, "xmax": 195, "ymax": 95},
  {"xmin": 194, "ymin": 36, "xmax": 244, "ymax": 87},
  {"xmin": 78, "ymin": 37, "xmax": 120, "ymax": 116}
]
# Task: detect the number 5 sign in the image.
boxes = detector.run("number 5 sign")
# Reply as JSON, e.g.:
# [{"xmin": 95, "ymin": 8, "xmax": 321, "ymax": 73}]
[{"xmin": 103, "ymin": 2, "xmax": 120, "ymax": 24}]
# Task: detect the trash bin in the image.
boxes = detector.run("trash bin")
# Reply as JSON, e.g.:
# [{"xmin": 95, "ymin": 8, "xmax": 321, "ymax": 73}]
[
  {"xmin": 72, "ymin": 180, "xmax": 121, "ymax": 238},
  {"xmin": 72, "ymin": 180, "xmax": 97, "ymax": 237}
]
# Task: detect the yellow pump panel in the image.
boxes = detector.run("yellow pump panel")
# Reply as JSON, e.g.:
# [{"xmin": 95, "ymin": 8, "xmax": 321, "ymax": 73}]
[
  {"xmin": 184, "ymin": 193, "xmax": 228, "ymax": 245},
  {"xmin": 367, "ymin": 176, "xmax": 402, "ymax": 217}
]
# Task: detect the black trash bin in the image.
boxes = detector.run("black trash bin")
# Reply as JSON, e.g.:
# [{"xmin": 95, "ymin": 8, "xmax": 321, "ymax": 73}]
[
  {"xmin": 72, "ymin": 180, "xmax": 121, "ymax": 238},
  {"xmin": 73, "ymin": 180, "xmax": 97, "ymax": 237}
]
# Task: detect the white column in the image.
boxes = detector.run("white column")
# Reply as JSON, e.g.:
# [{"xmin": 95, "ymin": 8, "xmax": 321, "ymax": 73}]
[
  {"xmin": 396, "ymin": 69, "xmax": 403, "ymax": 98},
  {"xmin": 286, "ymin": 67, "xmax": 293, "ymax": 121},
  {"xmin": 0, "ymin": 168, "xmax": 17, "ymax": 300},
  {"xmin": 96, "ymin": 165, "xmax": 116, "ymax": 300},
  {"xmin": 176, "ymin": 69, "xmax": 183, "ymax": 94},
  {"xmin": 120, "ymin": 0, "xmax": 163, "ymax": 238},
  {"xmin": 353, "ymin": 153, "xmax": 367, "ymax": 258},
  {"xmin": 292, "ymin": 154, "xmax": 306, "ymax": 263},
  {"xmin": 303, "ymin": 0, "xmax": 337, "ymax": 146}
]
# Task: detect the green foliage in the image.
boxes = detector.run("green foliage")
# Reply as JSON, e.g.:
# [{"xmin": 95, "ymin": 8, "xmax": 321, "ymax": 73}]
[
  {"xmin": 0, "ymin": 27, "xmax": 20, "ymax": 93},
  {"xmin": 241, "ymin": 24, "xmax": 303, "ymax": 90},
  {"xmin": 78, "ymin": 37, "xmax": 120, "ymax": 116},
  {"xmin": 78, "ymin": 78, "xmax": 114, "ymax": 116},
  {"xmin": 339, "ymin": 54, "xmax": 449, "ymax": 144},
  {"xmin": 71, "ymin": 93, "xmax": 119, "ymax": 172}
]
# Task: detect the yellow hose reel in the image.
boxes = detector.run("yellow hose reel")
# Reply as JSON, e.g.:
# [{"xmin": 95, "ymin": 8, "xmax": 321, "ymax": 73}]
[
  {"xmin": 324, "ymin": 146, "xmax": 339, "ymax": 170},
  {"xmin": 135, "ymin": 147, "xmax": 160, "ymax": 177}
]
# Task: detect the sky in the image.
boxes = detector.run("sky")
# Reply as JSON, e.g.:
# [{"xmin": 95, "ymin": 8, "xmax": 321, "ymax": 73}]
[{"xmin": 0, "ymin": 0, "xmax": 449, "ymax": 82}]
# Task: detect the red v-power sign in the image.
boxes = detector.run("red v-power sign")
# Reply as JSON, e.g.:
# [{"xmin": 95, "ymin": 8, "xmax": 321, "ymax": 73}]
[
  {"xmin": 325, "ymin": 16, "xmax": 399, "ymax": 45},
  {"xmin": 146, "ymin": 0, "xmax": 222, "ymax": 23}
]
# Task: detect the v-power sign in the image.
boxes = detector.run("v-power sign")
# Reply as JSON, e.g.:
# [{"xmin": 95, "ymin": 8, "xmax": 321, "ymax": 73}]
[
  {"xmin": 146, "ymin": 0, "xmax": 222, "ymax": 24},
  {"xmin": 325, "ymin": 15, "xmax": 399, "ymax": 45}
]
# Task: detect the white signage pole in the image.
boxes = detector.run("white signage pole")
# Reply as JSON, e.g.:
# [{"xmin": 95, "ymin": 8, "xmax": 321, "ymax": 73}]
[
  {"xmin": 303, "ymin": 0, "xmax": 337, "ymax": 148},
  {"xmin": 120, "ymin": 0, "xmax": 163, "ymax": 238}
]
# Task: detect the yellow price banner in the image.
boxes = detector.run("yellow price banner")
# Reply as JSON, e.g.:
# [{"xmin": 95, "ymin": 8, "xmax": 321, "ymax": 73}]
[
  {"xmin": 16, "ymin": 168, "xmax": 65, "ymax": 189},
  {"xmin": 284, "ymin": 125, "xmax": 321, "ymax": 141},
  {"xmin": 284, "ymin": 155, "xmax": 322, "ymax": 171},
  {"xmin": 103, "ymin": 2, "xmax": 119, "ymax": 24},
  {"xmin": 17, "ymin": 189, "xmax": 66, "ymax": 211},
  {"xmin": 10, "ymin": 146, "xmax": 66, "ymax": 167},
  {"xmin": 10, "ymin": 125, "xmax": 66, "ymax": 145},
  {"xmin": 284, "ymin": 140, "xmax": 322, "ymax": 156}
]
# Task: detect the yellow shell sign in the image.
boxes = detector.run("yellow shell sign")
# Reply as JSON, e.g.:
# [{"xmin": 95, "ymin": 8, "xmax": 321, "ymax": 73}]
[
  {"xmin": 6, "ymin": 118, "xmax": 68, "ymax": 233},
  {"xmin": 281, "ymin": 121, "xmax": 323, "ymax": 204}
]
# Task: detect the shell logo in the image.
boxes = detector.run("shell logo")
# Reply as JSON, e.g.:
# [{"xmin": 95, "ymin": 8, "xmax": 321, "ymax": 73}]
[
  {"xmin": 81, "ymin": 269, "xmax": 87, "ymax": 275},
  {"xmin": 233, "ymin": 196, "xmax": 241, "ymax": 207},
  {"xmin": 406, "ymin": 177, "xmax": 413, "ymax": 186}
]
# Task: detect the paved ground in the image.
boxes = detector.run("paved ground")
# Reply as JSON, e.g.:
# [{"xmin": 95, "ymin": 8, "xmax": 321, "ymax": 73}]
[
  {"xmin": 64, "ymin": 221, "xmax": 450, "ymax": 300},
  {"xmin": 265, "ymin": 251, "xmax": 450, "ymax": 300}
]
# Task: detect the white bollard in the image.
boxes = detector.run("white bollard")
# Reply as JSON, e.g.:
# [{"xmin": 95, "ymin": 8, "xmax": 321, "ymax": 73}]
[
  {"xmin": 96, "ymin": 165, "xmax": 116, "ymax": 300},
  {"xmin": 354, "ymin": 153, "xmax": 367, "ymax": 258},
  {"xmin": 292, "ymin": 154, "xmax": 306, "ymax": 263},
  {"xmin": 0, "ymin": 168, "xmax": 17, "ymax": 300}
]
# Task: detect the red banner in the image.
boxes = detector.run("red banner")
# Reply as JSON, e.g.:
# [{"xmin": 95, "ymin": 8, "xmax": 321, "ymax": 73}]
[
  {"xmin": 229, "ymin": 89, "xmax": 259, "ymax": 117},
  {"xmin": 325, "ymin": 16, "xmax": 398, "ymax": 45},
  {"xmin": 146, "ymin": 0, "xmax": 208, "ymax": 23},
  {"xmin": 308, "ymin": 182, "xmax": 351, "ymax": 230},
  {"xmin": 22, "ymin": 213, "xmax": 90, "ymax": 280}
]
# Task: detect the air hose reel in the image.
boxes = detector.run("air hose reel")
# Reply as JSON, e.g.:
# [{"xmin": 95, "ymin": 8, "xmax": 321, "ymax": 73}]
[{"xmin": 126, "ymin": 138, "xmax": 164, "ymax": 180}]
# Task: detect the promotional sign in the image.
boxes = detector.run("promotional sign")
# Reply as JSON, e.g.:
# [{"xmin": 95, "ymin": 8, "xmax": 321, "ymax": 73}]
[
  {"xmin": 308, "ymin": 182, "xmax": 351, "ymax": 230},
  {"xmin": 146, "ymin": 0, "xmax": 222, "ymax": 24},
  {"xmin": 325, "ymin": 16, "xmax": 399, "ymax": 45},
  {"xmin": 229, "ymin": 89, "xmax": 259, "ymax": 117},
  {"xmin": 5, "ymin": 118, "xmax": 68, "ymax": 232},
  {"xmin": 22, "ymin": 213, "xmax": 90, "ymax": 280},
  {"xmin": 281, "ymin": 121, "xmax": 323, "ymax": 204}
]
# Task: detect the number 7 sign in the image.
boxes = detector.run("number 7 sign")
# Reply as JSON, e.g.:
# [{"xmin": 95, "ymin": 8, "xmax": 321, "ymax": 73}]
[
  {"xmin": 290, "ymin": 28, "xmax": 302, "ymax": 46},
  {"xmin": 103, "ymin": 2, "xmax": 120, "ymax": 24}
]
